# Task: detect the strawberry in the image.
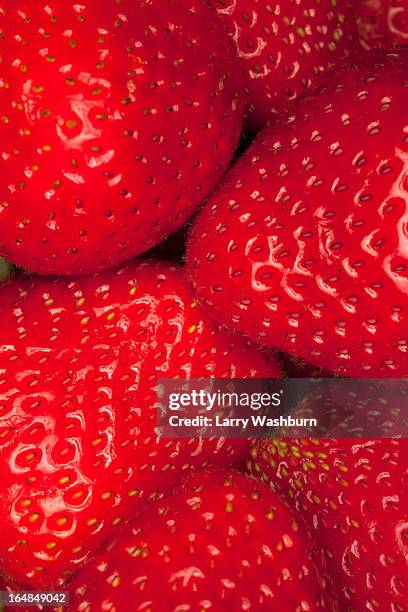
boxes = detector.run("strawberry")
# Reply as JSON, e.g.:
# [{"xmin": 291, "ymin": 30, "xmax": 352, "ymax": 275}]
[
  {"xmin": 288, "ymin": 378, "xmax": 408, "ymax": 437},
  {"xmin": 0, "ymin": 0, "xmax": 243, "ymax": 275},
  {"xmin": 248, "ymin": 438, "xmax": 408, "ymax": 611},
  {"xmin": 68, "ymin": 469, "xmax": 335, "ymax": 610},
  {"xmin": 356, "ymin": 0, "xmax": 408, "ymax": 49},
  {"xmin": 207, "ymin": 0, "xmax": 357, "ymax": 133},
  {"xmin": 187, "ymin": 53, "xmax": 408, "ymax": 376},
  {"xmin": 0, "ymin": 260, "xmax": 280, "ymax": 588}
]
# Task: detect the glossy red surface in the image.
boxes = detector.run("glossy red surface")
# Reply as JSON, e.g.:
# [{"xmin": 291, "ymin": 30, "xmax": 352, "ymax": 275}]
[
  {"xmin": 0, "ymin": 0, "xmax": 243, "ymax": 274},
  {"xmin": 68, "ymin": 470, "xmax": 335, "ymax": 610},
  {"xmin": 356, "ymin": 0, "xmax": 408, "ymax": 48},
  {"xmin": 208, "ymin": 0, "xmax": 358, "ymax": 133},
  {"xmin": 248, "ymin": 438, "xmax": 408, "ymax": 610},
  {"xmin": 0, "ymin": 260, "xmax": 279, "ymax": 588},
  {"xmin": 187, "ymin": 53, "xmax": 408, "ymax": 376}
]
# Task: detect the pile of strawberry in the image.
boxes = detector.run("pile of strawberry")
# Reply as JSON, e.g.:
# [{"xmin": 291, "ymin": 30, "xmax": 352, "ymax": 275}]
[{"xmin": 0, "ymin": 0, "xmax": 407, "ymax": 610}]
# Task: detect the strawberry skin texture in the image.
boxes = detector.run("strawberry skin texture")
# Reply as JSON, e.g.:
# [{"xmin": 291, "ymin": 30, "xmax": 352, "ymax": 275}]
[
  {"xmin": 356, "ymin": 0, "xmax": 408, "ymax": 49},
  {"xmin": 0, "ymin": 261, "xmax": 279, "ymax": 588},
  {"xmin": 248, "ymin": 439, "xmax": 408, "ymax": 611},
  {"xmin": 290, "ymin": 378, "xmax": 408, "ymax": 437},
  {"xmin": 207, "ymin": 0, "xmax": 357, "ymax": 133},
  {"xmin": 0, "ymin": 0, "xmax": 243, "ymax": 275},
  {"xmin": 69, "ymin": 470, "xmax": 334, "ymax": 611},
  {"xmin": 187, "ymin": 54, "xmax": 408, "ymax": 377}
]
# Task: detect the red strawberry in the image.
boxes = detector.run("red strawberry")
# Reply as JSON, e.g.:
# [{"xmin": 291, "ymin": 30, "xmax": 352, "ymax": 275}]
[
  {"xmin": 207, "ymin": 0, "xmax": 357, "ymax": 133},
  {"xmin": 248, "ymin": 438, "xmax": 408, "ymax": 611},
  {"xmin": 287, "ymin": 378, "xmax": 408, "ymax": 437},
  {"xmin": 187, "ymin": 53, "xmax": 408, "ymax": 377},
  {"xmin": 0, "ymin": 0, "xmax": 243, "ymax": 275},
  {"xmin": 0, "ymin": 260, "xmax": 280, "ymax": 588},
  {"xmin": 356, "ymin": 0, "xmax": 408, "ymax": 49},
  {"xmin": 68, "ymin": 469, "xmax": 335, "ymax": 611}
]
